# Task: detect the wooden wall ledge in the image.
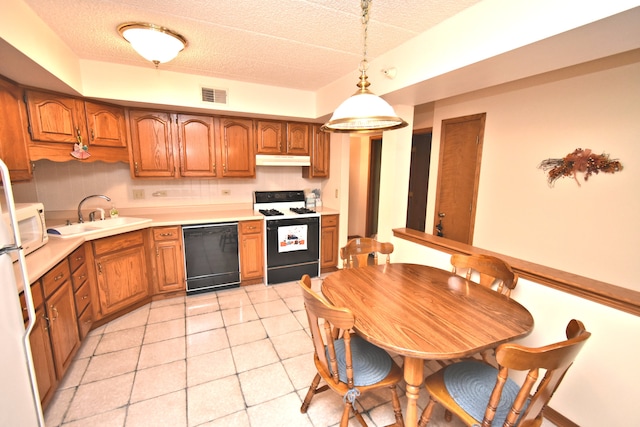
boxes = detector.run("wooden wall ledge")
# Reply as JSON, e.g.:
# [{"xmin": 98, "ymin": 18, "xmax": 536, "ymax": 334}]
[{"xmin": 392, "ymin": 228, "xmax": 640, "ymax": 317}]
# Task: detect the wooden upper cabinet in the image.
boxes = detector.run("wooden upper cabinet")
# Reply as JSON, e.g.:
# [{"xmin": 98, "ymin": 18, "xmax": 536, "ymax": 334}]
[
  {"xmin": 255, "ymin": 120, "xmax": 285, "ymax": 155},
  {"xmin": 25, "ymin": 89, "xmax": 128, "ymax": 162},
  {"xmin": 128, "ymin": 110, "xmax": 175, "ymax": 177},
  {"xmin": 176, "ymin": 114, "xmax": 217, "ymax": 177},
  {"xmin": 25, "ymin": 90, "xmax": 85, "ymax": 144},
  {"xmin": 0, "ymin": 77, "xmax": 32, "ymax": 181},
  {"xmin": 303, "ymin": 124, "xmax": 330, "ymax": 178},
  {"xmin": 286, "ymin": 122, "xmax": 310, "ymax": 155},
  {"xmin": 217, "ymin": 117, "xmax": 255, "ymax": 178},
  {"xmin": 84, "ymin": 101, "xmax": 127, "ymax": 148}
]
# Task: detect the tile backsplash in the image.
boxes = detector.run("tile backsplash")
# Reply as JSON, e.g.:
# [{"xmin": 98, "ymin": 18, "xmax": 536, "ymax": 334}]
[{"xmin": 13, "ymin": 160, "xmax": 320, "ymax": 213}]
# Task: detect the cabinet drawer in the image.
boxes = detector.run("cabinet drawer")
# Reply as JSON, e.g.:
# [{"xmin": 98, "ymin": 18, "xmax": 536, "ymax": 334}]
[
  {"xmin": 71, "ymin": 262, "xmax": 88, "ymax": 291},
  {"xmin": 74, "ymin": 280, "xmax": 91, "ymax": 315},
  {"xmin": 20, "ymin": 280, "xmax": 44, "ymax": 322},
  {"xmin": 153, "ymin": 226, "xmax": 181, "ymax": 241},
  {"xmin": 322, "ymin": 215, "xmax": 338, "ymax": 227},
  {"xmin": 93, "ymin": 230, "xmax": 144, "ymax": 256},
  {"xmin": 42, "ymin": 260, "xmax": 71, "ymax": 298},
  {"xmin": 77, "ymin": 301, "xmax": 93, "ymax": 340},
  {"xmin": 240, "ymin": 220, "xmax": 262, "ymax": 234},
  {"xmin": 68, "ymin": 245, "xmax": 86, "ymax": 273}
]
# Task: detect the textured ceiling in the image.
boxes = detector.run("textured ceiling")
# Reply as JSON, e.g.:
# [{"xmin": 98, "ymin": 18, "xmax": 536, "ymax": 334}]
[{"xmin": 22, "ymin": 0, "xmax": 482, "ymax": 91}]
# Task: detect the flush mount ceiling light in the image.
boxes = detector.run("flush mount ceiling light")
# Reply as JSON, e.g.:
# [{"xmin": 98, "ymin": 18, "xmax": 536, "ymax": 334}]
[
  {"xmin": 321, "ymin": 0, "xmax": 407, "ymax": 133},
  {"xmin": 118, "ymin": 22, "xmax": 187, "ymax": 67}
]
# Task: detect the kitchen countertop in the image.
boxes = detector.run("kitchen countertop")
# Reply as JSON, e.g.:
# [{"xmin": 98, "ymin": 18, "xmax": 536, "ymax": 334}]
[{"xmin": 17, "ymin": 206, "xmax": 339, "ymax": 293}]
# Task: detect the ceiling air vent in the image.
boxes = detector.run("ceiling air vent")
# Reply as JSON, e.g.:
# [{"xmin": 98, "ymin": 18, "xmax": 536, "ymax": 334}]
[{"xmin": 201, "ymin": 87, "xmax": 228, "ymax": 104}]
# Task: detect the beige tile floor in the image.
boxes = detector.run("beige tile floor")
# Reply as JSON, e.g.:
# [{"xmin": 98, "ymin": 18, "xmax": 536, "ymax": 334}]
[{"xmin": 42, "ymin": 278, "xmax": 553, "ymax": 427}]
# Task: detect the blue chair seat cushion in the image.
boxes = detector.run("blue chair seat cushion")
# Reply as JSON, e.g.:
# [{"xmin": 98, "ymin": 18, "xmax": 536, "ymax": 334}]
[
  {"xmin": 443, "ymin": 360, "xmax": 529, "ymax": 425},
  {"xmin": 326, "ymin": 335, "xmax": 393, "ymax": 386}
]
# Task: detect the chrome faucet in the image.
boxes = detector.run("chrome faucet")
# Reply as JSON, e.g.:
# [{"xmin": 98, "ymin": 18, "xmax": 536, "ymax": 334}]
[{"xmin": 78, "ymin": 195, "xmax": 111, "ymax": 223}]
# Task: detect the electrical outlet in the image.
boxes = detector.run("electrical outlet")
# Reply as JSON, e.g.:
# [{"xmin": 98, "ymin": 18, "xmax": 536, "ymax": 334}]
[
  {"xmin": 221, "ymin": 189, "xmax": 231, "ymax": 196},
  {"xmin": 132, "ymin": 189, "xmax": 145, "ymax": 200},
  {"xmin": 152, "ymin": 190, "xmax": 167, "ymax": 197}
]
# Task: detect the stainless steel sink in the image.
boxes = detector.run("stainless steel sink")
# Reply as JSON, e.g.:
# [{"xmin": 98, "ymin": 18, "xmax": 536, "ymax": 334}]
[{"xmin": 47, "ymin": 217, "xmax": 153, "ymax": 239}]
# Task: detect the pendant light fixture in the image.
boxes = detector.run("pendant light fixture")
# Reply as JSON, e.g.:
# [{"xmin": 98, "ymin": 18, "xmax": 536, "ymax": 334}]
[
  {"xmin": 118, "ymin": 22, "xmax": 187, "ymax": 67},
  {"xmin": 321, "ymin": 0, "xmax": 408, "ymax": 133}
]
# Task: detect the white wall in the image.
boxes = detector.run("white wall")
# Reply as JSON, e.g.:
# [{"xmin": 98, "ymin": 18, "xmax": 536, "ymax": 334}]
[{"xmin": 391, "ymin": 237, "xmax": 640, "ymax": 427}]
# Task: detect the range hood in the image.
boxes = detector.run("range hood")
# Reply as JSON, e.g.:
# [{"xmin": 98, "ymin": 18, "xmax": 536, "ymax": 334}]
[{"xmin": 255, "ymin": 154, "xmax": 311, "ymax": 167}]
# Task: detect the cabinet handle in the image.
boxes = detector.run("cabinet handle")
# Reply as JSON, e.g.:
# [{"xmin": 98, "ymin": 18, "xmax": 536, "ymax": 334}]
[
  {"xmin": 213, "ymin": 163, "xmax": 216, "ymax": 174},
  {"xmin": 223, "ymin": 163, "xmax": 227, "ymax": 173},
  {"xmin": 50, "ymin": 305, "xmax": 59, "ymax": 321},
  {"xmin": 156, "ymin": 247, "xmax": 159, "ymax": 257},
  {"xmin": 75, "ymin": 256, "xmax": 84, "ymax": 262},
  {"xmin": 159, "ymin": 232, "xmax": 173, "ymax": 237},
  {"xmin": 82, "ymin": 294, "xmax": 89, "ymax": 300},
  {"xmin": 90, "ymin": 128, "xmax": 95, "ymax": 141},
  {"xmin": 42, "ymin": 314, "xmax": 50, "ymax": 331},
  {"xmin": 97, "ymin": 262, "xmax": 103, "ymax": 274},
  {"xmin": 78, "ymin": 274, "xmax": 86, "ymax": 281},
  {"xmin": 76, "ymin": 127, "xmax": 82, "ymax": 144},
  {"xmin": 134, "ymin": 162, "xmax": 139, "ymax": 175},
  {"xmin": 54, "ymin": 273, "xmax": 64, "ymax": 281}
]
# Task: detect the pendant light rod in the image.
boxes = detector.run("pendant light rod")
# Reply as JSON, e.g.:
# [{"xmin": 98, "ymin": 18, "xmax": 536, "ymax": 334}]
[{"xmin": 322, "ymin": 0, "xmax": 408, "ymax": 133}]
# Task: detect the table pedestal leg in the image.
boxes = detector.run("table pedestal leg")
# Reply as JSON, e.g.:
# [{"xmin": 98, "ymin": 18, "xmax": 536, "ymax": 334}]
[{"xmin": 403, "ymin": 357, "xmax": 424, "ymax": 427}]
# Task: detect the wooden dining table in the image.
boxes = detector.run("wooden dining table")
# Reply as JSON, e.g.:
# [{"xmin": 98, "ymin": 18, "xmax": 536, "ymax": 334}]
[{"xmin": 321, "ymin": 263, "xmax": 534, "ymax": 427}]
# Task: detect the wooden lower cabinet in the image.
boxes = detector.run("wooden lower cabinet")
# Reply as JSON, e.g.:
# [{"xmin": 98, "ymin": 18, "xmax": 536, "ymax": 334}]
[
  {"xmin": 20, "ymin": 280, "xmax": 57, "ymax": 407},
  {"xmin": 45, "ymin": 273, "xmax": 80, "ymax": 378},
  {"xmin": 321, "ymin": 214, "xmax": 339, "ymax": 270},
  {"xmin": 151, "ymin": 226, "xmax": 186, "ymax": 293},
  {"xmin": 91, "ymin": 231, "xmax": 149, "ymax": 319},
  {"xmin": 239, "ymin": 220, "xmax": 264, "ymax": 282}
]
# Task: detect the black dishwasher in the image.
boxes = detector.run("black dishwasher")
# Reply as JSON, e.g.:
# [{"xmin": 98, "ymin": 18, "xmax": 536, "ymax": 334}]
[{"xmin": 183, "ymin": 222, "xmax": 240, "ymax": 293}]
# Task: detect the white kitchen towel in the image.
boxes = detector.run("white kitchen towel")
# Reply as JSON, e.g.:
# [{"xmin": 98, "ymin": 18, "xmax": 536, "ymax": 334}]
[{"xmin": 277, "ymin": 224, "xmax": 308, "ymax": 253}]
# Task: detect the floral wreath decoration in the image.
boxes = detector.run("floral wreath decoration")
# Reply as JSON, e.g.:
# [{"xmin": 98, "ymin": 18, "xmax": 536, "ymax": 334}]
[{"xmin": 538, "ymin": 148, "xmax": 623, "ymax": 187}]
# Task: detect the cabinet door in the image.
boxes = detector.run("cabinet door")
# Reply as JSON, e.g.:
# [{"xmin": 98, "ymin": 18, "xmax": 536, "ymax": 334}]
[
  {"xmin": 177, "ymin": 114, "xmax": 217, "ymax": 177},
  {"xmin": 128, "ymin": 110, "xmax": 175, "ymax": 177},
  {"xmin": 0, "ymin": 77, "xmax": 32, "ymax": 181},
  {"xmin": 95, "ymin": 244, "xmax": 149, "ymax": 316},
  {"xmin": 239, "ymin": 221, "xmax": 264, "ymax": 280},
  {"xmin": 30, "ymin": 304, "xmax": 57, "ymax": 406},
  {"xmin": 286, "ymin": 122, "xmax": 310, "ymax": 155},
  {"xmin": 153, "ymin": 226, "xmax": 185, "ymax": 293},
  {"xmin": 47, "ymin": 280, "xmax": 80, "ymax": 377},
  {"xmin": 25, "ymin": 90, "xmax": 87, "ymax": 144},
  {"xmin": 255, "ymin": 120, "xmax": 284, "ymax": 154},
  {"xmin": 84, "ymin": 101, "xmax": 127, "ymax": 148},
  {"xmin": 303, "ymin": 124, "xmax": 330, "ymax": 178},
  {"xmin": 218, "ymin": 117, "xmax": 255, "ymax": 177},
  {"xmin": 321, "ymin": 215, "xmax": 339, "ymax": 269}
]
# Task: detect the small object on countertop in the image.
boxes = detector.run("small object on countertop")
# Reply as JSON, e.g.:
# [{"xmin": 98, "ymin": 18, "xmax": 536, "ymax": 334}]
[{"xmin": 110, "ymin": 205, "xmax": 119, "ymax": 218}]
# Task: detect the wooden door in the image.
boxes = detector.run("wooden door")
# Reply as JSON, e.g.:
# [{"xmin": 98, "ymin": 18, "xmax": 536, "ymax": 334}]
[
  {"xmin": 239, "ymin": 221, "xmax": 264, "ymax": 280},
  {"xmin": 29, "ymin": 304, "xmax": 57, "ymax": 406},
  {"xmin": 303, "ymin": 124, "xmax": 330, "ymax": 178},
  {"xmin": 177, "ymin": 114, "xmax": 217, "ymax": 177},
  {"xmin": 47, "ymin": 280, "xmax": 80, "ymax": 376},
  {"xmin": 365, "ymin": 137, "xmax": 383, "ymax": 238},
  {"xmin": 84, "ymin": 101, "xmax": 127, "ymax": 148},
  {"xmin": 0, "ymin": 77, "xmax": 32, "ymax": 181},
  {"xmin": 433, "ymin": 113, "xmax": 485, "ymax": 244},
  {"xmin": 286, "ymin": 122, "xmax": 310, "ymax": 155},
  {"xmin": 255, "ymin": 120, "xmax": 284, "ymax": 154},
  {"xmin": 406, "ymin": 129, "xmax": 432, "ymax": 231},
  {"xmin": 25, "ymin": 90, "xmax": 87, "ymax": 144},
  {"xmin": 218, "ymin": 117, "xmax": 255, "ymax": 177},
  {"xmin": 128, "ymin": 110, "xmax": 175, "ymax": 177},
  {"xmin": 321, "ymin": 215, "xmax": 339, "ymax": 269},
  {"xmin": 153, "ymin": 226, "xmax": 185, "ymax": 293}
]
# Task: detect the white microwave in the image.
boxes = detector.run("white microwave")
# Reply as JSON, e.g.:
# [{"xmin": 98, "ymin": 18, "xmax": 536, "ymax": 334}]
[{"xmin": 1, "ymin": 202, "xmax": 48, "ymax": 261}]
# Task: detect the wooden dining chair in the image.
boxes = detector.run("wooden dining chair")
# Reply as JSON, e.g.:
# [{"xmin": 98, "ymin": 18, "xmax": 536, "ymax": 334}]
[
  {"xmin": 418, "ymin": 319, "xmax": 591, "ymax": 427},
  {"xmin": 451, "ymin": 254, "xmax": 518, "ymax": 298},
  {"xmin": 340, "ymin": 237, "xmax": 394, "ymax": 269},
  {"xmin": 298, "ymin": 274, "xmax": 404, "ymax": 427}
]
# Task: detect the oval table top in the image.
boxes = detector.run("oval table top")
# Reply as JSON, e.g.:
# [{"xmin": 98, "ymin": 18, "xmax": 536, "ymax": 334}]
[{"xmin": 322, "ymin": 263, "xmax": 534, "ymax": 360}]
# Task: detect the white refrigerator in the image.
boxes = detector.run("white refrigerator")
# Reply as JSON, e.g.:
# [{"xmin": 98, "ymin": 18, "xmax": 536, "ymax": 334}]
[{"xmin": 0, "ymin": 159, "xmax": 45, "ymax": 426}]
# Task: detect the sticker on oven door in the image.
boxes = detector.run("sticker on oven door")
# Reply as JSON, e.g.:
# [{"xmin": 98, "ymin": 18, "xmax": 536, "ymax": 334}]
[{"xmin": 278, "ymin": 224, "xmax": 308, "ymax": 252}]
